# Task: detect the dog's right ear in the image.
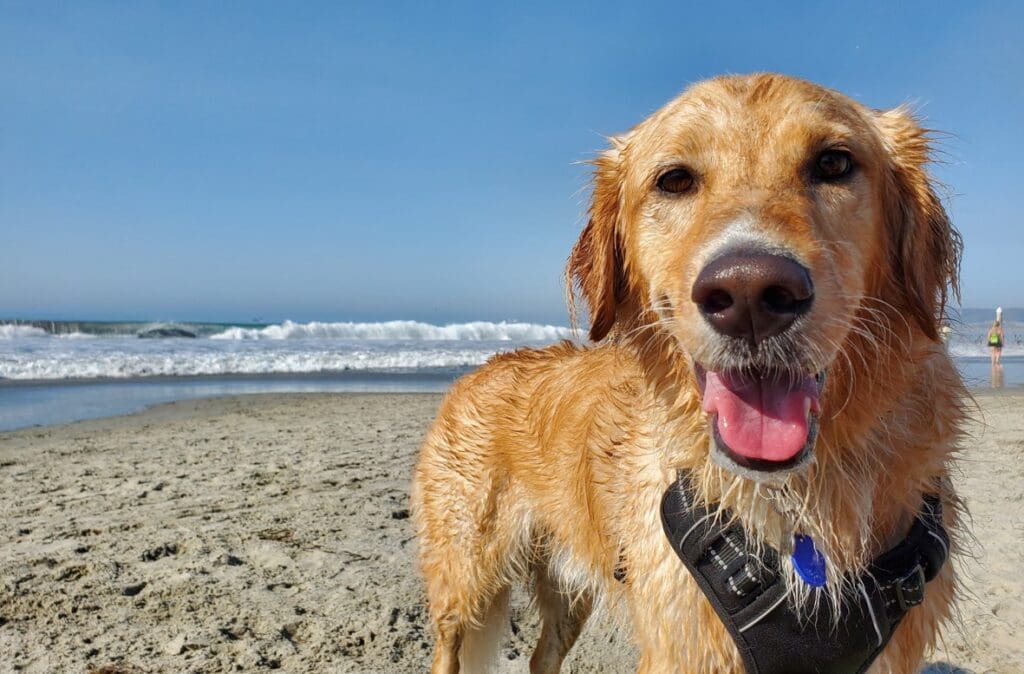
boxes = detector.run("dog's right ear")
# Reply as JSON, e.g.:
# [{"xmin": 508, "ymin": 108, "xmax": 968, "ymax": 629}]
[{"xmin": 567, "ymin": 145, "xmax": 625, "ymax": 342}]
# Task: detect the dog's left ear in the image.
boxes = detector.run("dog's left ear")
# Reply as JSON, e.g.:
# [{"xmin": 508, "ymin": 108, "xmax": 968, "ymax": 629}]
[{"xmin": 876, "ymin": 107, "xmax": 962, "ymax": 341}]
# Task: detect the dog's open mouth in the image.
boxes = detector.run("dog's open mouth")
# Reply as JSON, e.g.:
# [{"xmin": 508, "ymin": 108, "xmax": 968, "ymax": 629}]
[{"xmin": 696, "ymin": 366, "xmax": 824, "ymax": 473}]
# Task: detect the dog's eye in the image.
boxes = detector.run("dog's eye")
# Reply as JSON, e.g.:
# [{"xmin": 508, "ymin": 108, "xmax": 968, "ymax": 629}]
[
  {"xmin": 657, "ymin": 168, "xmax": 695, "ymax": 194},
  {"xmin": 814, "ymin": 150, "xmax": 853, "ymax": 181}
]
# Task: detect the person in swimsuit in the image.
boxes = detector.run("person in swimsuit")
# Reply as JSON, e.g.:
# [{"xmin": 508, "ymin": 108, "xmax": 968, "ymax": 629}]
[{"xmin": 988, "ymin": 317, "xmax": 1005, "ymax": 366}]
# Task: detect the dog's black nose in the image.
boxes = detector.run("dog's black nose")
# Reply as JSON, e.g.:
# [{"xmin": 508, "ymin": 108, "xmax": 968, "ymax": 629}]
[{"xmin": 691, "ymin": 252, "xmax": 814, "ymax": 345}]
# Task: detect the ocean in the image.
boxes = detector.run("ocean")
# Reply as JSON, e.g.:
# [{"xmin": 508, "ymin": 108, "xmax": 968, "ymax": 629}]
[{"xmin": 1, "ymin": 316, "xmax": 1020, "ymax": 431}]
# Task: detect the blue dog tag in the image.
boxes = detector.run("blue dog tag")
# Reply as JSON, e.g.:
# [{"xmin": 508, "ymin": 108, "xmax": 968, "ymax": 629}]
[{"xmin": 792, "ymin": 534, "xmax": 827, "ymax": 587}]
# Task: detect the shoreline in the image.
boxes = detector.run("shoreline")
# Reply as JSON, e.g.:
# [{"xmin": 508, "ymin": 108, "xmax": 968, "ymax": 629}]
[
  {"xmin": 0, "ymin": 373, "xmax": 464, "ymax": 433},
  {"xmin": 0, "ymin": 369, "xmax": 469, "ymax": 389},
  {"xmin": 0, "ymin": 391, "xmax": 445, "ymax": 437},
  {"xmin": 0, "ymin": 374, "xmax": 1020, "ymax": 435}
]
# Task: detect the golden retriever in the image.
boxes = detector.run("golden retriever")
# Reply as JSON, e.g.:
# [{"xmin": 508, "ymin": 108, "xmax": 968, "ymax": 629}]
[{"xmin": 411, "ymin": 73, "xmax": 966, "ymax": 673}]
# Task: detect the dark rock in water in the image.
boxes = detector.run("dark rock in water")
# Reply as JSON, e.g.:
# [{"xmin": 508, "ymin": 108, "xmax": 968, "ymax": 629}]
[{"xmin": 137, "ymin": 327, "xmax": 197, "ymax": 339}]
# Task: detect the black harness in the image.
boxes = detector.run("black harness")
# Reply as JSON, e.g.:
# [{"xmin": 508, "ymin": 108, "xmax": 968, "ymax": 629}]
[{"xmin": 660, "ymin": 472, "xmax": 949, "ymax": 674}]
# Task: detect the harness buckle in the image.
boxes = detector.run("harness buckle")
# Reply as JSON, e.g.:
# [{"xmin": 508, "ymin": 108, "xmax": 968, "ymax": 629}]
[{"xmin": 894, "ymin": 563, "xmax": 926, "ymax": 611}]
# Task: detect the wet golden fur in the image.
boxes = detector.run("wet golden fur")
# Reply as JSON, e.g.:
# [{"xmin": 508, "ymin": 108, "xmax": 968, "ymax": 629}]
[{"xmin": 411, "ymin": 73, "xmax": 967, "ymax": 673}]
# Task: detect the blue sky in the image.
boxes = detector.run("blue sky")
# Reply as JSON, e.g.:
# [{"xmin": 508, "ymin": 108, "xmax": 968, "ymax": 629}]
[{"xmin": 1, "ymin": 2, "xmax": 1021, "ymax": 324}]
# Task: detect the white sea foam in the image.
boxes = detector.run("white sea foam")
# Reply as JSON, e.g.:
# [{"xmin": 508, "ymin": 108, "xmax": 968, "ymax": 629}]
[
  {"xmin": 0, "ymin": 318, "xmax": 1019, "ymax": 381},
  {"xmin": 946, "ymin": 344, "xmax": 1004, "ymax": 358},
  {"xmin": 0, "ymin": 319, "xmax": 576, "ymax": 380},
  {"xmin": 0, "ymin": 325, "xmax": 47, "ymax": 339},
  {"xmin": 944, "ymin": 322, "xmax": 1024, "ymax": 358},
  {"xmin": 209, "ymin": 320, "xmax": 575, "ymax": 341},
  {"xmin": 0, "ymin": 343, "xmax": 503, "ymax": 380},
  {"xmin": 55, "ymin": 332, "xmax": 97, "ymax": 340}
]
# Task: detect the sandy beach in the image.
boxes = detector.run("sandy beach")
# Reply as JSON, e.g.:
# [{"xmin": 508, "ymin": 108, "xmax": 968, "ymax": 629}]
[{"xmin": 1, "ymin": 391, "xmax": 1021, "ymax": 673}]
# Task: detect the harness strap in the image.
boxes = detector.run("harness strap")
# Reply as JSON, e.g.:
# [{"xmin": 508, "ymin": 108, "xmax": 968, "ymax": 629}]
[{"xmin": 660, "ymin": 473, "xmax": 949, "ymax": 674}]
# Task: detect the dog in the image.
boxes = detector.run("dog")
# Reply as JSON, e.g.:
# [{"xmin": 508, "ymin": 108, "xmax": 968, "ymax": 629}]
[{"xmin": 411, "ymin": 73, "xmax": 966, "ymax": 673}]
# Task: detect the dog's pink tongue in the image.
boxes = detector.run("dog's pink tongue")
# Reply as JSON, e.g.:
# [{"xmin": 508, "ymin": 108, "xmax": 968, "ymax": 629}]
[{"xmin": 703, "ymin": 371, "xmax": 820, "ymax": 462}]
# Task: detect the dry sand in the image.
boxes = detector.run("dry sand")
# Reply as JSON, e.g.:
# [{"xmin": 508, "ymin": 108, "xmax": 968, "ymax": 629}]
[{"xmin": 0, "ymin": 391, "xmax": 1021, "ymax": 673}]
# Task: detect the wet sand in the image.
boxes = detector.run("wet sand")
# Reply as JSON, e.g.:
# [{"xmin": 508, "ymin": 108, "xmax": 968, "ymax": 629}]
[{"xmin": 0, "ymin": 391, "xmax": 1020, "ymax": 673}]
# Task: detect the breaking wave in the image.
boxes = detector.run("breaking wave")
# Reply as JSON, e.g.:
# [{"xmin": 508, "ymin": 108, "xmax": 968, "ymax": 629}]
[
  {"xmin": 0, "ymin": 325, "xmax": 48, "ymax": 339},
  {"xmin": 210, "ymin": 320, "xmax": 575, "ymax": 341},
  {"xmin": 0, "ymin": 345, "xmax": 499, "ymax": 380},
  {"xmin": 0, "ymin": 316, "xmax": 1019, "ymax": 382}
]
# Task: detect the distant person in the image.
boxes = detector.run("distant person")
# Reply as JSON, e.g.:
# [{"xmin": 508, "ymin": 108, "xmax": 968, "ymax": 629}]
[{"xmin": 988, "ymin": 307, "xmax": 1005, "ymax": 366}]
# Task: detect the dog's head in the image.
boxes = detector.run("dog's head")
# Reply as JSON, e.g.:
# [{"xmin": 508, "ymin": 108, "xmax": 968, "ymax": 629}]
[{"xmin": 568, "ymin": 74, "xmax": 960, "ymax": 482}]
